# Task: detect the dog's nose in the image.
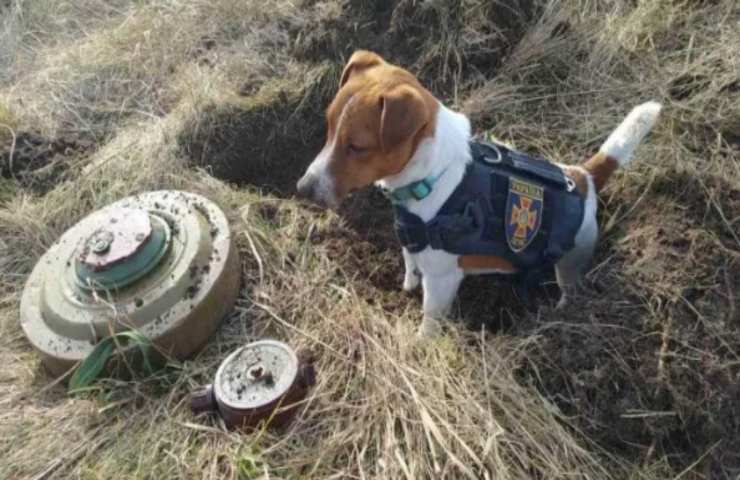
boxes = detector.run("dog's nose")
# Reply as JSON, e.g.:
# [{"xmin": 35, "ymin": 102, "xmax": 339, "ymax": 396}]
[{"xmin": 296, "ymin": 174, "xmax": 316, "ymax": 200}]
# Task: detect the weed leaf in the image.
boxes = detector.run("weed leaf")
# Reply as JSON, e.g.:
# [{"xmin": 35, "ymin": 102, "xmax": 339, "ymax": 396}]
[
  {"xmin": 68, "ymin": 330, "xmax": 154, "ymax": 393},
  {"xmin": 68, "ymin": 337, "xmax": 115, "ymax": 393}
]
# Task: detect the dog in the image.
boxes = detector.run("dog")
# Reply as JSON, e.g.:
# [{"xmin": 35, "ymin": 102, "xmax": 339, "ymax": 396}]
[{"xmin": 297, "ymin": 50, "xmax": 662, "ymax": 336}]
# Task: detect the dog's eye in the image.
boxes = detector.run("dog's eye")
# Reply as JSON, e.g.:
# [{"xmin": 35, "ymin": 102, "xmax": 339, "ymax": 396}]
[{"xmin": 347, "ymin": 144, "xmax": 367, "ymax": 155}]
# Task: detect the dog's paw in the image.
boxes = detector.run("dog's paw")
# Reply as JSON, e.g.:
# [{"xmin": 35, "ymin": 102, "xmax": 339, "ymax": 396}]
[
  {"xmin": 403, "ymin": 271, "xmax": 420, "ymax": 292},
  {"xmin": 417, "ymin": 316, "xmax": 442, "ymax": 338},
  {"xmin": 555, "ymin": 294, "xmax": 569, "ymax": 310}
]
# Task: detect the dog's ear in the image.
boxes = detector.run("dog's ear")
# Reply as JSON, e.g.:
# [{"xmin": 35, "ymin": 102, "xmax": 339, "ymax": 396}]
[
  {"xmin": 379, "ymin": 85, "xmax": 429, "ymax": 152},
  {"xmin": 339, "ymin": 50, "xmax": 384, "ymax": 87}
]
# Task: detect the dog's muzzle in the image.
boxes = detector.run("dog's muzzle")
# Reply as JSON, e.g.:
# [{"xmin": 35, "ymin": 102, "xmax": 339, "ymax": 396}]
[
  {"xmin": 296, "ymin": 173, "xmax": 335, "ymax": 208},
  {"xmin": 296, "ymin": 173, "xmax": 317, "ymax": 200}
]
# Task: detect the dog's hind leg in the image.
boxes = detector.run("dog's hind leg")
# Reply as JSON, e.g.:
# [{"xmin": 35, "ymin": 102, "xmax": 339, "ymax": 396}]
[
  {"xmin": 555, "ymin": 241, "xmax": 595, "ymax": 309},
  {"xmin": 555, "ymin": 198, "xmax": 598, "ymax": 309}
]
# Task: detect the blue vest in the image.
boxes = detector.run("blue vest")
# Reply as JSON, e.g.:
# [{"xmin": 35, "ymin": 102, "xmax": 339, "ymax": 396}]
[{"xmin": 393, "ymin": 140, "xmax": 585, "ymax": 280}]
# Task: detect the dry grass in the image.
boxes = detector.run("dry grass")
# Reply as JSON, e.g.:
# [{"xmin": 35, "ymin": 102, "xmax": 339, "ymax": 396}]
[{"xmin": 1, "ymin": 0, "xmax": 739, "ymax": 478}]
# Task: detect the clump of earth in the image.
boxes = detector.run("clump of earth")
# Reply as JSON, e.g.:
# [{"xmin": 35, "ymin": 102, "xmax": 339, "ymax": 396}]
[{"xmin": 0, "ymin": 131, "xmax": 94, "ymax": 193}]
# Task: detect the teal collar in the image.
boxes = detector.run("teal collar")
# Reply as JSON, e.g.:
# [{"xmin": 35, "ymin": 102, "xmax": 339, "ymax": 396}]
[{"xmin": 382, "ymin": 168, "xmax": 448, "ymax": 204}]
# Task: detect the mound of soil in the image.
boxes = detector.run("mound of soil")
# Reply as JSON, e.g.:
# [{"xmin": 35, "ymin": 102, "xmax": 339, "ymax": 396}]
[{"xmin": 518, "ymin": 170, "xmax": 740, "ymax": 477}]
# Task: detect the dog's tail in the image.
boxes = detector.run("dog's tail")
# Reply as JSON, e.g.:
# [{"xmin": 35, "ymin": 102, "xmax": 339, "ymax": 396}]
[{"xmin": 583, "ymin": 101, "xmax": 662, "ymax": 192}]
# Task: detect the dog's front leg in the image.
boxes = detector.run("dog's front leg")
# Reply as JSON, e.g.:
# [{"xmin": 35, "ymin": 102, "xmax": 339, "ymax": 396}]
[
  {"xmin": 402, "ymin": 248, "xmax": 421, "ymax": 291},
  {"xmin": 418, "ymin": 270, "xmax": 464, "ymax": 337}
]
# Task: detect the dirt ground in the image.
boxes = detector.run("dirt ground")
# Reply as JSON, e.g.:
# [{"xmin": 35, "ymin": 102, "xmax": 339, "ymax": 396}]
[
  {"xmin": 1, "ymin": 0, "xmax": 739, "ymax": 479},
  {"xmin": 1, "ymin": 131, "xmax": 94, "ymax": 193}
]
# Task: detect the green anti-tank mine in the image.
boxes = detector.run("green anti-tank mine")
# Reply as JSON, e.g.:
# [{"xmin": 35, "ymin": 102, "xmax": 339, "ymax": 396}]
[{"xmin": 20, "ymin": 191, "xmax": 241, "ymax": 377}]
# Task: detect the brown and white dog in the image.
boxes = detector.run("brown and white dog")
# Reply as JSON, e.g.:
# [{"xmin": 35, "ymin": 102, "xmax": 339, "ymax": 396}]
[{"xmin": 297, "ymin": 50, "xmax": 662, "ymax": 336}]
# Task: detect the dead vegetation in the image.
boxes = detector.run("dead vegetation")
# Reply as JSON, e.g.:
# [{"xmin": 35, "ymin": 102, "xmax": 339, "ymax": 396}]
[{"xmin": 1, "ymin": 0, "xmax": 739, "ymax": 478}]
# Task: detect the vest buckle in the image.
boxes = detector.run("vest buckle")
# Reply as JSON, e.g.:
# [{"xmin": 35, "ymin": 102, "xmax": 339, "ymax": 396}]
[
  {"xmin": 410, "ymin": 180, "xmax": 432, "ymax": 200},
  {"xmin": 565, "ymin": 177, "xmax": 576, "ymax": 192},
  {"xmin": 480, "ymin": 143, "xmax": 502, "ymax": 164}
]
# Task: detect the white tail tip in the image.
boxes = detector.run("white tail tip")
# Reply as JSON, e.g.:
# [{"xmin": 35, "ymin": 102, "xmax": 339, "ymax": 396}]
[{"xmin": 599, "ymin": 101, "xmax": 662, "ymax": 166}]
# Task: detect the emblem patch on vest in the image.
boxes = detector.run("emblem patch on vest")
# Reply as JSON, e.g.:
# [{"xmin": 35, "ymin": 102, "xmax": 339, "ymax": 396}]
[{"xmin": 505, "ymin": 177, "xmax": 544, "ymax": 252}]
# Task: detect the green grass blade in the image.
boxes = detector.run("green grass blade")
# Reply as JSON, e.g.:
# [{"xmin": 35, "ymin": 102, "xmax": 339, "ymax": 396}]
[{"xmin": 68, "ymin": 337, "xmax": 115, "ymax": 393}]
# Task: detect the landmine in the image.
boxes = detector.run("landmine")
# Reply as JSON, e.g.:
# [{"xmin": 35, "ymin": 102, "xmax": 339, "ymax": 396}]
[
  {"xmin": 191, "ymin": 340, "xmax": 316, "ymax": 430},
  {"xmin": 20, "ymin": 191, "xmax": 241, "ymax": 376}
]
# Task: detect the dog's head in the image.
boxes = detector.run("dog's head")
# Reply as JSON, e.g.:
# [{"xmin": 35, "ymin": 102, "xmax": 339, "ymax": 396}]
[{"xmin": 296, "ymin": 51, "xmax": 438, "ymax": 207}]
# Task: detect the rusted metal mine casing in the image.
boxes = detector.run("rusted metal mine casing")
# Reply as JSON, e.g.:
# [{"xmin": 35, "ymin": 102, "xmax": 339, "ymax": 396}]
[{"xmin": 191, "ymin": 340, "xmax": 316, "ymax": 430}]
